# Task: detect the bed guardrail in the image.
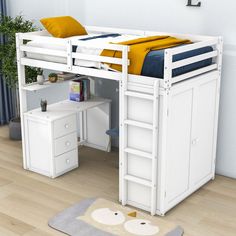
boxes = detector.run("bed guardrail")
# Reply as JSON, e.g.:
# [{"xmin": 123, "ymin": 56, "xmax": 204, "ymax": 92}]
[
  {"xmin": 17, "ymin": 30, "xmax": 222, "ymax": 88},
  {"xmin": 163, "ymin": 37, "xmax": 222, "ymax": 87},
  {"xmin": 17, "ymin": 31, "xmax": 130, "ymax": 81}
]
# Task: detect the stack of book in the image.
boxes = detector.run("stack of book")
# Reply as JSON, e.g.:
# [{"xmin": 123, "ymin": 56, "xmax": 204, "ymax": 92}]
[{"xmin": 69, "ymin": 77, "xmax": 91, "ymax": 102}]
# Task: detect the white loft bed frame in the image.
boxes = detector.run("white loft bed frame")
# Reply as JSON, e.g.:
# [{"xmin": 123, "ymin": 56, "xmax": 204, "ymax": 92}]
[{"xmin": 16, "ymin": 26, "xmax": 223, "ymax": 216}]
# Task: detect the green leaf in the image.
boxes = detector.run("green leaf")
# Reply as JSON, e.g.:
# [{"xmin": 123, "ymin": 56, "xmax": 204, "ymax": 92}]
[{"xmin": 0, "ymin": 14, "xmax": 38, "ymax": 88}]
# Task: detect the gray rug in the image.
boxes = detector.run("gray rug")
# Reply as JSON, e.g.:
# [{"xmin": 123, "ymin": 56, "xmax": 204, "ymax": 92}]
[{"xmin": 49, "ymin": 198, "xmax": 184, "ymax": 236}]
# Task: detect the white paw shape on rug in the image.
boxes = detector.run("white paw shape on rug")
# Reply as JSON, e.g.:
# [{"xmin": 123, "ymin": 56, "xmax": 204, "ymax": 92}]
[
  {"xmin": 91, "ymin": 208, "xmax": 125, "ymax": 225},
  {"xmin": 124, "ymin": 219, "xmax": 159, "ymax": 235}
]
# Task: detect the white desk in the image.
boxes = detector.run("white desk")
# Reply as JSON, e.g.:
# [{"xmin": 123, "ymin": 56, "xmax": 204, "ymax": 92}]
[{"xmin": 24, "ymin": 97, "xmax": 111, "ymax": 178}]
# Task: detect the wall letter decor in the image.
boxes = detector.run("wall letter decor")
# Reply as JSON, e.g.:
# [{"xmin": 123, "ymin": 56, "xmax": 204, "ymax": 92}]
[{"xmin": 186, "ymin": 0, "xmax": 201, "ymax": 7}]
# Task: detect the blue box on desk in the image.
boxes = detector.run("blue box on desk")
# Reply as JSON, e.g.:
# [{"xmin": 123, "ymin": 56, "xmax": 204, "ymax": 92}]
[
  {"xmin": 69, "ymin": 78, "xmax": 90, "ymax": 102},
  {"xmin": 69, "ymin": 80, "xmax": 82, "ymax": 102}
]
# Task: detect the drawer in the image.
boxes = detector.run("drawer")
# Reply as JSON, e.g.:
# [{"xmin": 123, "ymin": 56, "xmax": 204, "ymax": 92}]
[
  {"xmin": 53, "ymin": 114, "xmax": 76, "ymax": 139},
  {"xmin": 55, "ymin": 149, "xmax": 78, "ymax": 175},
  {"xmin": 54, "ymin": 132, "xmax": 77, "ymax": 156}
]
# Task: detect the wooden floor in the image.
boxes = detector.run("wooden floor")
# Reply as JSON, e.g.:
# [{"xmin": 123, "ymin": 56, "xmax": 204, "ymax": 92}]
[{"xmin": 0, "ymin": 126, "xmax": 235, "ymax": 236}]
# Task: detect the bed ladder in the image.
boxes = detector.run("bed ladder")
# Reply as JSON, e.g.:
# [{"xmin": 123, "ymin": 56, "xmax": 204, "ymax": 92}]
[{"xmin": 120, "ymin": 78, "xmax": 159, "ymax": 216}]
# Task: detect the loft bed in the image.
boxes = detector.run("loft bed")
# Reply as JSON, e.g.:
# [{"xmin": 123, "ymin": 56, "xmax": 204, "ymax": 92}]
[{"xmin": 16, "ymin": 25, "xmax": 223, "ymax": 216}]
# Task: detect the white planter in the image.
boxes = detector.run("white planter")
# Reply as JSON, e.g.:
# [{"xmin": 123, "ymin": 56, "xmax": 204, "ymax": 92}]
[{"xmin": 37, "ymin": 75, "xmax": 45, "ymax": 85}]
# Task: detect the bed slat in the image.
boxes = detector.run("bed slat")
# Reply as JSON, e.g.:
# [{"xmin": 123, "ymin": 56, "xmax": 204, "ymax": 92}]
[
  {"xmin": 21, "ymin": 58, "xmax": 69, "ymax": 71},
  {"xmin": 71, "ymin": 39, "xmax": 129, "ymax": 51},
  {"xmin": 172, "ymin": 50, "xmax": 218, "ymax": 69},
  {"xmin": 20, "ymin": 34, "xmax": 66, "ymax": 45},
  {"xmin": 168, "ymin": 39, "xmax": 218, "ymax": 55},
  {"xmin": 72, "ymin": 53, "xmax": 129, "ymax": 65},
  {"xmin": 20, "ymin": 46, "xmax": 67, "ymax": 57},
  {"xmin": 171, "ymin": 64, "xmax": 218, "ymax": 84}
]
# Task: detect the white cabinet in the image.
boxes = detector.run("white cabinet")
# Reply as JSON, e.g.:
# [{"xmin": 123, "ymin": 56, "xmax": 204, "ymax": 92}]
[
  {"xmin": 164, "ymin": 76, "xmax": 219, "ymax": 211},
  {"xmin": 24, "ymin": 111, "xmax": 79, "ymax": 178}
]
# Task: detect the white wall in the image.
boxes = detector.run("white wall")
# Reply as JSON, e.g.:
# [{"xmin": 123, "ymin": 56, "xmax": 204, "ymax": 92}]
[
  {"xmin": 7, "ymin": 0, "xmax": 86, "ymax": 26},
  {"xmin": 8, "ymin": 0, "xmax": 236, "ymax": 178}
]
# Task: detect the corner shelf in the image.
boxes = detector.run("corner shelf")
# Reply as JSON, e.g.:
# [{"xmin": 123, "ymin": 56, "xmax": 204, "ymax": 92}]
[
  {"xmin": 21, "ymin": 81, "xmax": 52, "ymax": 91},
  {"xmin": 21, "ymin": 80, "xmax": 70, "ymax": 92},
  {"xmin": 21, "ymin": 76, "xmax": 88, "ymax": 92}
]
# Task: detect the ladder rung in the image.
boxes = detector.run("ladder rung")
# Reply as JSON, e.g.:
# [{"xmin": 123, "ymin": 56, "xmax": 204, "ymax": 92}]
[
  {"xmin": 124, "ymin": 148, "xmax": 152, "ymax": 159},
  {"xmin": 124, "ymin": 175, "xmax": 152, "ymax": 187},
  {"xmin": 124, "ymin": 119, "xmax": 153, "ymax": 130},
  {"xmin": 125, "ymin": 91, "xmax": 154, "ymax": 100}
]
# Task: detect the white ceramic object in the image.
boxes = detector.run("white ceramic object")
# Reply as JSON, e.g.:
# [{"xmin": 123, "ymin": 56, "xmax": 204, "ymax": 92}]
[{"xmin": 37, "ymin": 75, "xmax": 45, "ymax": 85}]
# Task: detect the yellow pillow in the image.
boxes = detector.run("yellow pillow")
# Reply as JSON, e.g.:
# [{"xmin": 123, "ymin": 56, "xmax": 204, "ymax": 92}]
[{"xmin": 40, "ymin": 16, "xmax": 87, "ymax": 38}]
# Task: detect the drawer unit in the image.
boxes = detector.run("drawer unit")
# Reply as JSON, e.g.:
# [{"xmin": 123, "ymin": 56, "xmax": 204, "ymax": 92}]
[
  {"xmin": 55, "ymin": 149, "xmax": 78, "ymax": 176},
  {"xmin": 24, "ymin": 97, "xmax": 111, "ymax": 178},
  {"xmin": 53, "ymin": 114, "xmax": 77, "ymax": 139},
  {"xmin": 24, "ymin": 111, "xmax": 79, "ymax": 178},
  {"xmin": 54, "ymin": 132, "xmax": 77, "ymax": 156}
]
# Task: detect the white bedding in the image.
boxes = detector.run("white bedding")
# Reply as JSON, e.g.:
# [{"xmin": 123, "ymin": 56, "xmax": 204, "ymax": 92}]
[{"xmin": 26, "ymin": 34, "xmax": 140, "ymax": 69}]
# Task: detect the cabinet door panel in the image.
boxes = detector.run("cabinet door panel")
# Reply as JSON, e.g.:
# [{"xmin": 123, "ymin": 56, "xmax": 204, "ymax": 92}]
[
  {"xmin": 190, "ymin": 79, "xmax": 217, "ymax": 186},
  {"xmin": 166, "ymin": 88, "xmax": 193, "ymax": 203},
  {"xmin": 27, "ymin": 119, "xmax": 51, "ymax": 175}
]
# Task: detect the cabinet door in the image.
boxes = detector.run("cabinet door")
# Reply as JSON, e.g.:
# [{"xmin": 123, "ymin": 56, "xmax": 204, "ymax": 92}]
[
  {"xmin": 26, "ymin": 119, "xmax": 52, "ymax": 176},
  {"xmin": 190, "ymin": 79, "xmax": 218, "ymax": 187},
  {"xmin": 165, "ymin": 88, "xmax": 193, "ymax": 203}
]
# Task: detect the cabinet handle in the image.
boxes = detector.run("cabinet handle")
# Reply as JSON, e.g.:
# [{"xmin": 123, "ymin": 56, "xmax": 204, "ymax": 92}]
[
  {"xmin": 66, "ymin": 159, "xmax": 70, "ymax": 164},
  {"xmin": 65, "ymin": 141, "xmax": 71, "ymax": 146},
  {"xmin": 64, "ymin": 123, "xmax": 69, "ymax": 129}
]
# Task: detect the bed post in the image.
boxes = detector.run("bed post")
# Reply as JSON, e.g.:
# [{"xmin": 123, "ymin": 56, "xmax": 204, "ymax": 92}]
[
  {"xmin": 157, "ymin": 49, "xmax": 173, "ymax": 216},
  {"xmin": 16, "ymin": 33, "xmax": 28, "ymax": 170},
  {"xmin": 150, "ymin": 79, "xmax": 159, "ymax": 215},
  {"xmin": 119, "ymin": 45, "xmax": 129, "ymax": 205},
  {"xmin": 211, "ymin": 36, "xmax": 223, "ymax": 179}
]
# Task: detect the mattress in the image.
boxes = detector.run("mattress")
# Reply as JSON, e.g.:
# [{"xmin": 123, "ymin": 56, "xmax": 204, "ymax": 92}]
[
  {"xmin": 142, "ymin": 46, "xmax": 213, "ymax": 78},
  {"xmin": 26, "ymin": 34, "xmax": 213, "ymax": 79}
]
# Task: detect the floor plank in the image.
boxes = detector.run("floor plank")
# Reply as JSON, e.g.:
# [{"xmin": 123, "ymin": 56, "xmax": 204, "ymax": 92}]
[{"xmin": 0, "ymin": 212, "xmax": 35, "ymax": 235}]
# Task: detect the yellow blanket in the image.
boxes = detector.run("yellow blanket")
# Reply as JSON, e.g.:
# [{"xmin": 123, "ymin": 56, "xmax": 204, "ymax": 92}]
[{"xmin": 100, "ymin": 36, "xmax": 191, "ymax": 75}]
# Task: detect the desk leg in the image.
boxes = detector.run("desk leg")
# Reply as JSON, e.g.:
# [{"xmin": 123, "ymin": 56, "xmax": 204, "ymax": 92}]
[{"xmin": 79, "ymin": 111, "xmax": 88, "ymax": 146}]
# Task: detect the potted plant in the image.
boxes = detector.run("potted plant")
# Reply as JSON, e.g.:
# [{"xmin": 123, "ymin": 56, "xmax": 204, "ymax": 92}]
[
  {"xmin": 48, "ymin": 73, "xmax": 58, "ymax": 83},
  {"xmin": 0, "ymin": 15, "xmax": 38, "ymax": 140}
]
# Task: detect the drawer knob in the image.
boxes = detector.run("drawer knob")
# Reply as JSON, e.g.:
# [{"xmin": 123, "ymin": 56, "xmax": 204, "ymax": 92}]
[
  {"xmin": 66, "ymin": 159, "xmax": 70, "ymax": 164},
  {"xmin": 64, "ymin": 123, "xmax": 69, "ymax": 129},
  {"xmin": 65, "ymin": 141, "xmax": 71, "ymax": 146}
]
